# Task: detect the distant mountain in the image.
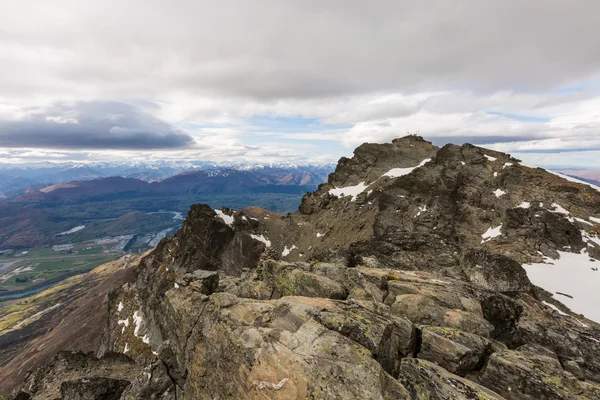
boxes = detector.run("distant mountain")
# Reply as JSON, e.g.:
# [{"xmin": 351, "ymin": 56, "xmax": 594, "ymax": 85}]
[
  {"xmin": 0, "ymin": 165, "xmax": 334, "ymax": 248},
  {"xmin": 6, "ymin": 167, "xmax": 331, "ymax": 206},
  {"xmin": 0, "ymin": 160, "xmax": 335, "ymax": 197}
]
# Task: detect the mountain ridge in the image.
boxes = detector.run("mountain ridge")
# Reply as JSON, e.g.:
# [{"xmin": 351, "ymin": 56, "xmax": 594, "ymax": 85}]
[{"xmin": 4, "ymin": 135, "xmax": 600, "ymax": 399}]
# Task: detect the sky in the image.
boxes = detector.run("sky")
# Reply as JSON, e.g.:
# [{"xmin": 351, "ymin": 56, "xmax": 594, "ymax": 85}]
[{"xmin": 2, "ymin": 1, "xmax": 600, "ymax": 167}]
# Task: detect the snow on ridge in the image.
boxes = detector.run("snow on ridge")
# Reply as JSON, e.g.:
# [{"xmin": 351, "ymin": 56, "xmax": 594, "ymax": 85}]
[
  {"xmin": 542, "ymin": 301, "xmax": 569, "ymax": 316},
  {"xmin": 503, "ymin": 162, "xmax": 513, "ymax": 169},
  {"xmin": 214, "ymin": 209, "xmax": 234, "ymax": 226},
  {"xmin": 493, "ymin": 189, "xmax": 506, "ymax": 198},
  {"xmin": 590, "ymin": 216, "xmax": 600, "ymax": 224},
  {"xmin": 117, "ymin": 317, "xmax": 129, "ymax": 334},
  {"xmin": 328, "ymin": 158, "xmax": 432, "ymax": 201},
  {"xmin": 282, "ymin": 245, "xmax": 297, "ymax": 257},
  {"xmin": 133, "ymin": 310, "xmax": 144, "ymax": 337},
  {"xmin": 484, "ymin": 155, "xmax": 497, "ymax": 161},
  {"xmin": 550, "ymin": 203, "xmax": 569, "ymax": 216},
  {"xmin": 481, "ymin": 224, "xmax": 503, "ymax": 243},
  {"xmin": 383, "ymin": 158, "xmax": 432, "ymax": 178},
  {"xmin": 250, "ymin": 234, "xmax": 272, "ymax": 247},
  {"xmin": 574, "ymin": 217, "xmax": 593, "ymax": 226},
  {"xmin": 328, "ymin": 182, "xmax": 369, "ymax": 201},
  {"xmin": 518, "ymin": 202, "xmax": 531, "ymax": 209},
  {"xmin": 524, "ymin": 250, "xmax": 600, "ymax": 324}
]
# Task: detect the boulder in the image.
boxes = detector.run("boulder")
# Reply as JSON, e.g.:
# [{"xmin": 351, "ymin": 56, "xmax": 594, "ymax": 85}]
[
  {"xmin": 398, "ymin": 358, "xmax": 503, "ymax": 400},
  {"xmin": 419, "ymin": 326, "xmax": 491, "ymax": 376}
]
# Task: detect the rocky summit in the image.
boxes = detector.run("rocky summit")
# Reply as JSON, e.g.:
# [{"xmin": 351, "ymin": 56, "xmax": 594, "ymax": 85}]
[{"xmin": 8, "ymin": 136, "xmax": 600, "ymax": 399}]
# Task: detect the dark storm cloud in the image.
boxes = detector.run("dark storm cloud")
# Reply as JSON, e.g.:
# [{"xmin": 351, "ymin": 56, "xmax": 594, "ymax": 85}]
[{"xmin": 0, "ymin": 102, "xmax": 194, "ymax": 150}]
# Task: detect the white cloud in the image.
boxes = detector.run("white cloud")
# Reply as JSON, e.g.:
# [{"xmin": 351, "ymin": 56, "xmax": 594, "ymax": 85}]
[{"xmin": 0, "ymin": 1, "xmax": 600, "ymax": 165}]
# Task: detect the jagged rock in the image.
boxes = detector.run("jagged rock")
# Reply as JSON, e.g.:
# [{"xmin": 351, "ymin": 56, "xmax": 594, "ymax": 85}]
[
  {"xmin": 12, "ymin": 351, "xmax": 140, "ymax": 400},
  {"xmin": 180, "ymin": 269, "xmax": 219, "ymax": 295},
  {"xmin": 60, "ymin": 377, "xmax": 131, "ymax": 400},
  {"xmin": 259, "ymin": 260, "xmax": 348, "ymax": 299},
  {"xmin": 479, "ymin": 349, "xmax": 591, "ymax": 399},
  {"xmin": 398, "ymin": 358, "xmax": 503, "ymax": 399},
  {"xmin": 480, "ymin": 294, "xmax": 523, "ymax": 342},
  {"xmin": 461, "ymin": 248, "xmax": 531, "ymax": 293},
  {"xmin": 119, "ymin": 360, "xmax": 179, "ymax": 399},
  {"xmin": 419, "ymin": 326, "xmax": 493, "ymax": 376}
]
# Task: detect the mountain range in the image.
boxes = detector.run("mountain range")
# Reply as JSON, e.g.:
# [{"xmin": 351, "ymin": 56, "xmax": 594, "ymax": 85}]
[
  {"xmin": 0, "ymin": 161, "xmax": 335, "ymax": 199},
  {"xmin": 2, "ymin": 136, "xmax": 600, "ymax": 399},
  {"xmin": 0, "ymin": 166, "xmax": 332, "ymax": 249}
]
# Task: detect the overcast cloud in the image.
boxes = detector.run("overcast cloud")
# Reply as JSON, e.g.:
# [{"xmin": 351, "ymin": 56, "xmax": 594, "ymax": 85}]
[{"xmin": 1, "ymin": 1, "xmax": 600, "ymax": 166}]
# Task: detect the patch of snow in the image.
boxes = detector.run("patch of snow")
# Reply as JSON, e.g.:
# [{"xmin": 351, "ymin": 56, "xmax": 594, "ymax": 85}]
[
  {"xmin": 590, "ymin": 216, "xmax": 600, "ymax": 224},
  {"xmin": 316, "ymin": 233, "xmax": 324, "ymax": 238},
  {"xmin": 550, "ymin": 203, "xmax": 569, "ymax": 216},
  {"xmin": 415, "ymin": 205, "xmax": 427, "ymax": 217},
  {"xmin": 250, "ymin": 234, "xmax": 272, "ymax": 247},
  {"xmin": 523, "ymin": 251, "xmax": 600, "ymax": 323},
  {"xmin": 542, "ymin": 301, "xmax": 569, "ymax": 316},
  {"xmin": 574, "ymin": 217, "xmax": 593, "ymax": 226},
  {"xmin": 383, "ymin": 158, "xmax": 431, "ymax": 178},
  {"xmin": 117, "ymin": 301, "xmax": 124, "ymax": 312},
  {"xmin": 582, "ymin": 232, "xmax": 600, "ymax": 247},
  {"xmin": 117, "ymin": 317, "xmax": 129, "ymax": 334},
  {"xmin": 328, "ymin": 182, "xmax": 369, "ymax": 201},
  {"xmin": 518, "ymin": 202, "xmax": 531, "ymax": 209},
  {"xmin": 214, "ymin": 209, "xmax": 234, "ymax": 226},
  {"xmin": 56, "ymin": 225, "xmax": 85, "ymax": 236},
  {"xmin": 282, "ymin": 245, "xmax": 297, "ymax": 257},
  {"xmin": 493, "ymin": 172, "xmax": 498, "ymax": 177},
  {"xmin": 142, "ymin": 334, "xmax": 150, "ymax": 344},
  {"xmin": 493, "ymin": 189, "xmax": 506, "ymax": 198},
  {"xmin": 257, "ymin": 378, "xmax": 288, "ymax": 390},
  {"xmin": 133, "ymin": 310, "xmax": 144, "ymax": 337},
  {"xmin": 461, "ymin": 161, "xmax": 466, "ymax": 165},
  {"xmin": 503, "ymin": 162, "xmax": 513, "ymax": 168},
  {"xmin": 124, "ymin": 343, "xmax": 130, "ymax": 353},
  {"xmin": 174, "ymin": 283, "xmax": 180, "ymax": 289},
  {"xmin": 484, "ymin": 155, "xmax": 497, "ymax": 161},
  {"xmin": 481, "ymin": 224, "xmax": 503, "ymax": 243}
]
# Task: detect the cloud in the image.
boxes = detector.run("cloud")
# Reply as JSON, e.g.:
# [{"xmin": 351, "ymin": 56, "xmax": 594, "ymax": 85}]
[
  {"xmin": 1, "ymin": 1, "xmax": 600, "ymax": 101},
  {"xmin": 1, "ymin": 1, "xmax": 600, "ymax": 166},
  {"xmin": 0, "ymin": 101, "xmax": 194, "ymax": 150}
]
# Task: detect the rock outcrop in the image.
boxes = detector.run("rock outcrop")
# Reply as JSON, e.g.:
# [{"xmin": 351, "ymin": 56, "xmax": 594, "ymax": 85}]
[{"xmin": 10, "ymin": 136, "xmax": 600, "ymax": 399}]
